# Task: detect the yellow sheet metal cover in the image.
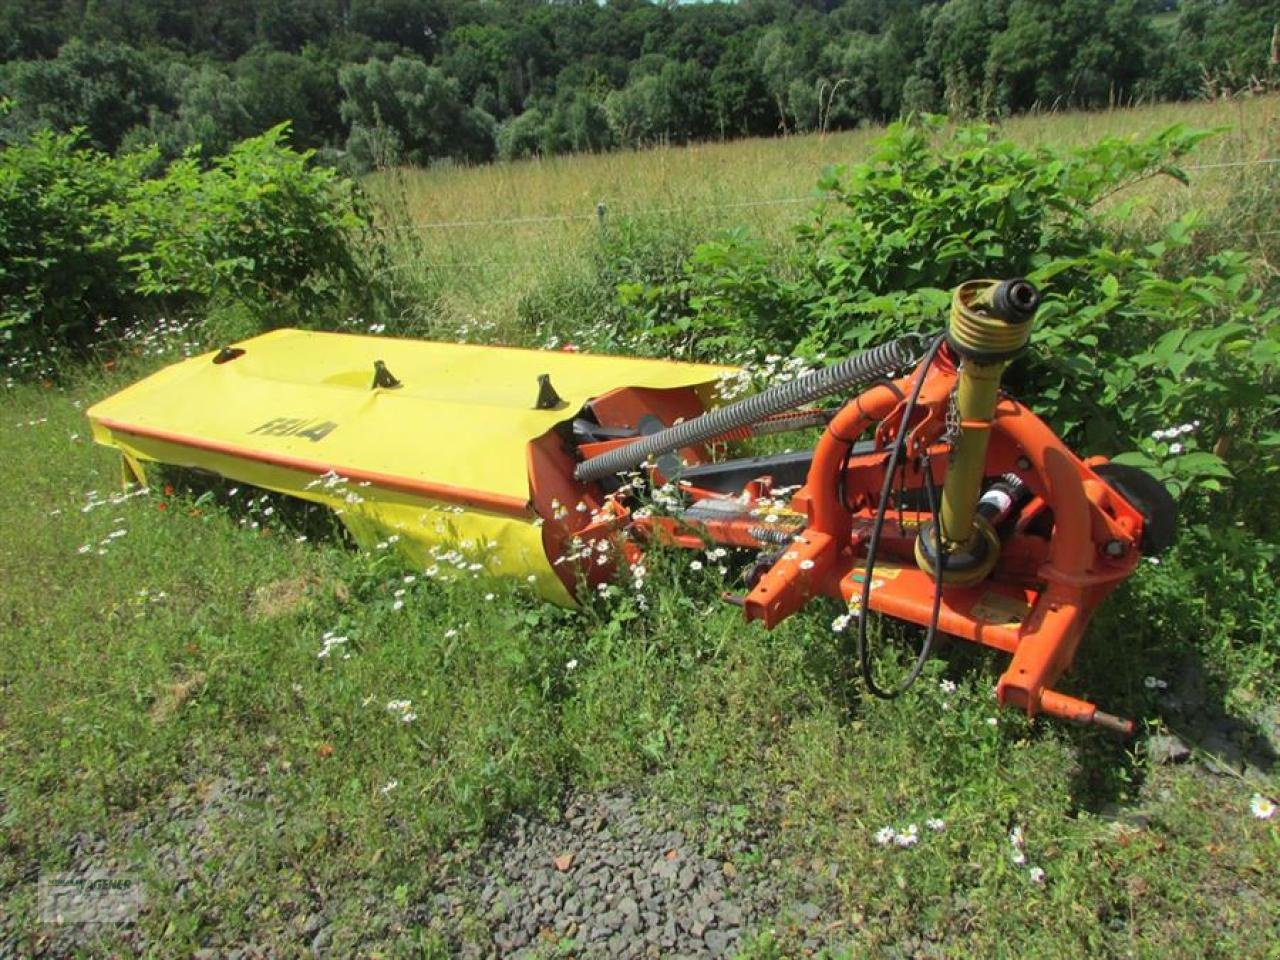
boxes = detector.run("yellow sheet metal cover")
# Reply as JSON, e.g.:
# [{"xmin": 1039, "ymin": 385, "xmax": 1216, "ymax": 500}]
[
  {"xmin": 88, "ymin": 329, "xmax": 734, "ymax": 604},
  {"xmin": 90, "ymin": 329, "xmax": 731, "ymax": 499}
]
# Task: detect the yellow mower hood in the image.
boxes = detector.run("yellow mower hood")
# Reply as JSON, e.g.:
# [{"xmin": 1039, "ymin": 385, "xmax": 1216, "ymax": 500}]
[{"xmin": 88, "ymin": 328, "xmax": 733, "ymax": 603}]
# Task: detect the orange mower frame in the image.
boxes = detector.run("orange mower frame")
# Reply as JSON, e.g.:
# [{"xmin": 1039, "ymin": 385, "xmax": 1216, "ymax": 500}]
[{"xmin": 550, "ymin": 279, "xmax": 1169, "ymax": 734}]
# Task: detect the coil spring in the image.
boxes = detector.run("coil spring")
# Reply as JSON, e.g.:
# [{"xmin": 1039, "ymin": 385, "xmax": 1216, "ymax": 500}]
[{"xmin": 574, "ymin": 337, "xmax": 919, "ymax": 483}]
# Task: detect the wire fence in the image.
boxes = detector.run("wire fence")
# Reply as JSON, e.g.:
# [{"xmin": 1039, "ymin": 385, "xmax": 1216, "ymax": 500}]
[
  {"xmin": 400, "ymin": 156, "xmax": 1280, "ymax": 233},
  {"xmin": 383, "ymin": 154, "xmax": 1280, "ymax": 270},
  {"xmin": 404, "ymin": 194, "xmax": 816, "ymax": 231}
]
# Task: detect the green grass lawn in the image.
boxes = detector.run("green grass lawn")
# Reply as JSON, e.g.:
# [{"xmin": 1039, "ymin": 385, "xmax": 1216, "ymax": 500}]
[{"xmin": 2, "ymin": 360, "xmax": 1277, "ymax": 957}]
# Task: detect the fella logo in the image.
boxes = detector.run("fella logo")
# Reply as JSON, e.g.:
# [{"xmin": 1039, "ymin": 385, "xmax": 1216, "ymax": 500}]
[{"xmin": 249, "ymin": 417, "xmax": 339, "ymax": 442}]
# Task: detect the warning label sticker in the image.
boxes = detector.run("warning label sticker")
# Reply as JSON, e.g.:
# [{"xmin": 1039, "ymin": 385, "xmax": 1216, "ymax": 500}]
[{"xmin": 847, "ymin": 564, "xmax": 905, "ymax": 584}]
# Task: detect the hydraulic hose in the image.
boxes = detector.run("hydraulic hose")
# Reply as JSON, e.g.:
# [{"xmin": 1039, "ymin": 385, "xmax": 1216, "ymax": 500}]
[
  {"xmin": 857, "ymin": 333, "xmax": 948, "ymax": 699},
  {"xmin": 573, "ymin": 337, "xmax": 920, "ymax": 483}
]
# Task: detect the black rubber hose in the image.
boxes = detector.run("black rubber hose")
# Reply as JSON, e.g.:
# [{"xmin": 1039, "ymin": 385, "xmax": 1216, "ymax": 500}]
[
  {"xmin": 573, "ymin": 337, "xmax": 920, "ymax": 483},
  {"xmin": 855, "ymin": 333, "xmax": 948, "ymax": 699}
]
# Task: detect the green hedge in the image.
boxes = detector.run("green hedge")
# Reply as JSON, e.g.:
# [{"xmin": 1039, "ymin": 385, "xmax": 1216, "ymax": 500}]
[{"xmin": 0, "ymin": 123, "xmax": 381, "ymax": 376}]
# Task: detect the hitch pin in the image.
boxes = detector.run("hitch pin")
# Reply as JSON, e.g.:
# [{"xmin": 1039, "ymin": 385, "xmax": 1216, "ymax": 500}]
[
  {"xmin": 1039, "ymin": 688, "xmax": 1135, "ymax": 737},
  {"xmin": 1089, "ymin": 709, "xmax": 1135, "ymax": 737}
]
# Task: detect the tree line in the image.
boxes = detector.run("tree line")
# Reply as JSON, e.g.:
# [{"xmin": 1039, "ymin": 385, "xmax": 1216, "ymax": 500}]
[{"xmin": 1, "ymin": 0, "xmax": 1275, "ymax": 169}]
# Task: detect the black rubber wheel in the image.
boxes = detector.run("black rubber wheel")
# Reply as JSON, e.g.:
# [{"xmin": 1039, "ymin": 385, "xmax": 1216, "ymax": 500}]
[{"xmin": 1094, "ymin": 462, "xmax": 1178, "ymax": 556}]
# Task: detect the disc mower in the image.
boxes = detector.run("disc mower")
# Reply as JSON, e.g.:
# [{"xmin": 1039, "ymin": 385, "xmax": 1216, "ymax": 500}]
[{"xmin": 89, "ymin": 277, "xmax": 1174, "ymax": 732}]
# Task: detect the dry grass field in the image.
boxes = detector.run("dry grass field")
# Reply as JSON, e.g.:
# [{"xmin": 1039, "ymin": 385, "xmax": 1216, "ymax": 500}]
[{"xmin": 368, "ymin": 96, "xmax": 1278, "ymax": 337}]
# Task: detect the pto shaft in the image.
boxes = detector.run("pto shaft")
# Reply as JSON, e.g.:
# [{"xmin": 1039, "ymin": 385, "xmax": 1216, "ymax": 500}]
[{"xmin": 915, "ymin": 279, "xmax": 1041, "ymax": 585}]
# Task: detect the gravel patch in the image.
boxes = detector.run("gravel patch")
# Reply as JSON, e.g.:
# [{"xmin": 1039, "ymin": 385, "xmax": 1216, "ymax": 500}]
[
  {"xmin": 428, "ymin": 789, "xmax": 847, "ymax": 958},
  {"xmin": 2, "ymin": 780, "xmax": 847, "ymax": 957},
  {"xmin": 0, "ymin": 775, "xmax": 274, "ymax": 958}
]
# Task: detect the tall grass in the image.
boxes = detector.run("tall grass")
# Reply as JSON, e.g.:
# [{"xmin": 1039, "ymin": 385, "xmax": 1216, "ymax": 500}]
[{"xmin": 367, "ymin": 96, "xmax": 1279, "ymax": 343}]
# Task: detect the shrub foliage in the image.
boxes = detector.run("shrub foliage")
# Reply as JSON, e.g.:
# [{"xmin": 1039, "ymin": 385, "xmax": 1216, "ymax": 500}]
[
  {"xmin": 0, "ymin": 124, "xmax": 380, "ymax": 372},
  {"xmin": 625, "ymin": 120, "xmax": 1276, "ymax": 524}
]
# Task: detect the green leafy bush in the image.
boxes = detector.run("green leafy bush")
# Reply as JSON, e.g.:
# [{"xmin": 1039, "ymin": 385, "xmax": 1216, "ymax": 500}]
[
  {"xmin": 625, "ymin": 120, "xmax": 1277, "ymax": 498},
  {"xmin": 111, "ymin": 124, "xmax": 377, "ymax": 321},
  {"xmin": 0, "ymin": 124, "xmax": 383, "ymax": 374},
  {"xmin": 634, "ymin": 117, "xmax": 1214, "ymax": 357},
  {"xmin": 0, "ymin": 129, "xmax": 148, "ymax": 371},
  {"xmin": 1027, "ymin": 220, "xmax": 1278, "ymax": 527}
]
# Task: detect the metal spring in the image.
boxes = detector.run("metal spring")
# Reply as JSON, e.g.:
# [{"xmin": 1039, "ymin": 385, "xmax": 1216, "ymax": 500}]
[
  {"xmin": 574, "ymin": 337, "xmax": 918, "ymax": 483},
  {"xmin": 748, "ymin": 525, "xmax": 802, "ymax": 545}
]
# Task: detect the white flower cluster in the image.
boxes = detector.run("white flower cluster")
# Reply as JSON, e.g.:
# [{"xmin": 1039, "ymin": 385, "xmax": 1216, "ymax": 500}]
[
  {"xmin": 1151, "ymin": 421, "xmax": 1199, "ymax": 455},
  {"xmin": 447, "ymin": 310, "xmax": 500, "ymax": 344},
  {"xmin": 6, "ymin": 341, "xmax": 60, "ymax": 382},
  {"xmin": 317, "ymin": 631, "xmax": 350, "ymax": 660},
  {"xmin": 417, "ymin": 539, "xmax": 499, "ymax": 584},
  {"xmin": 234, "ymin": 490, "xmax": 285, "ymax": 531},
  {"xmin": 76, "ymin": 514, "xmax": 133, "ymax": 557},
  {"xmin": 78, "ymin": 484, "xmax": 149, "ymax": 517},
  {"xmin": 874, "ymin": 818, "xmax": 944, "ymax": 849},
  {"xmin": 935, "ymin": 678, "xmax": 959, "ymax": 710},
  {"xmin": 650, "ymin": 483, "xmax": 682, "ymax": 513},
  {"xmin": 713, "ymin": 354, "xmax": 820, "ymax": 402},
  {"xmin": 630, "ymin": 561, "xmax": 647, "ymax": 592},
  {"xmin": 385, "ymin": 699, "xmax": 417, "ymax": 723},
  {"xmin": 1151, "ymin": 421, "xmax": 1198, "ymax": 441},
  {"xmin": 553, "ymin": 534, "xmax": 608, "ymax": 569},
  {"xmin": 1008, "ymin": 824, "xmax": 1046, "ymax": 884},
  {"xmin": 303, "ymin": 470, "xmax": 368, "ymax": 510},
  {"xmin": 113, "ymin": 315, "xmax": 202, "ymax": 360},
  {"xmin": 686, "ymin": 545, "xmax": 731, "ymax": 577}
]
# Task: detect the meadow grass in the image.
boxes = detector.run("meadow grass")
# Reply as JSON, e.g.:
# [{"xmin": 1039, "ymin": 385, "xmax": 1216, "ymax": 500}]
[
  {"xmin": 2, "ymin": 364, "xmax": 1276, "ymax": 956},
  {"xmin": 369, "ymin": 95, "xmax": 1279, "ymax": 343},
  {"xmin": 2, "ymin": 96, "xmax": 1279, "ymax": 957}
]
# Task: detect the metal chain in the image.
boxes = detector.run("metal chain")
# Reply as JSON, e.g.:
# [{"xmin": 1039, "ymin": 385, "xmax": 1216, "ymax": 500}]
[{"xmin": 942, "ymin": 385, "xmax": 961, "ymax": 448}]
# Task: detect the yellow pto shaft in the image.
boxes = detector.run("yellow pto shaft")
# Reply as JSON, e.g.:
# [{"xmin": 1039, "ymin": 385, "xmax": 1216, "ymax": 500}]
[{"xmin": 915, "ymin": 278, "xmax": 1041, "ymax": 585}]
